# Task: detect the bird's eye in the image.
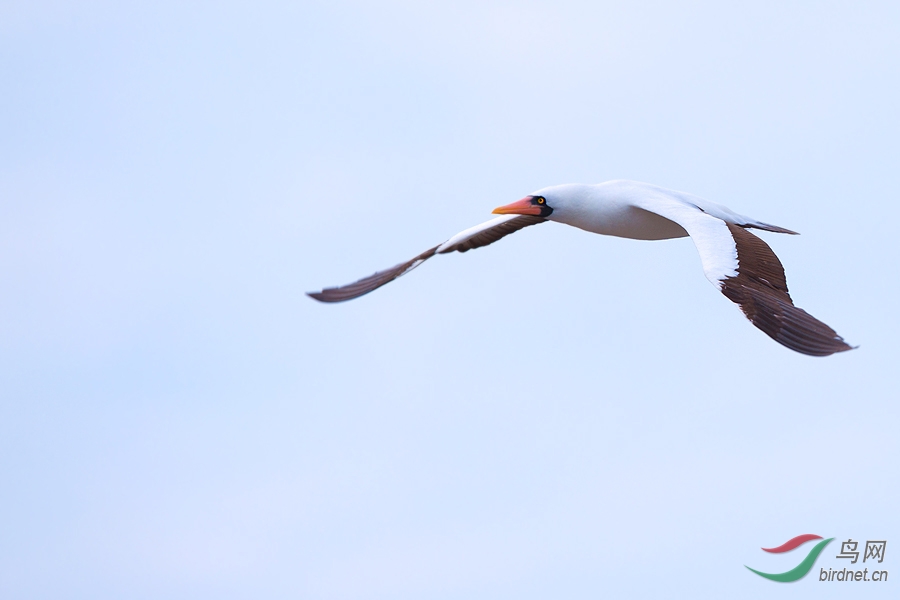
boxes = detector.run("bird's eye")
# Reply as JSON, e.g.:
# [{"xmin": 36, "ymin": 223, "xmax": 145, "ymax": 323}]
[{"xmin": 536, "ymin": 197, "xmax": 545, "ymax": 204}]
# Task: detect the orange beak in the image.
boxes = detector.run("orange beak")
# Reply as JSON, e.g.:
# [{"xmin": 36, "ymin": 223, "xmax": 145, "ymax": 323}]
[{"xmin": 492, "ymin": 196, "xmax": 542, "ymax": 216}]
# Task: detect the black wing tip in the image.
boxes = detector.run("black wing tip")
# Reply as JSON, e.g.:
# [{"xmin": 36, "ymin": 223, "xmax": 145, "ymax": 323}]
[
  {"xmin": 307, "ymin": 290, "xmax": 346, "ymax": 303},
  {"xmin": 769, "ymin": 318, "xmax": 856, "ymax": 356},
  {"xmin": 767, "ymin": 313, "xmax": 856, "ymax": 357},
  {"xmin": 796, "ymin": 340, "xmax": 856, "ymax": 357}
]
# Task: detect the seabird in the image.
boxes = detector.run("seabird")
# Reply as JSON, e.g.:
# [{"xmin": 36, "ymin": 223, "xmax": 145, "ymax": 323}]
[{"xmin": 308, "ymin": 180, "xmax": 854, "ymax": 356}]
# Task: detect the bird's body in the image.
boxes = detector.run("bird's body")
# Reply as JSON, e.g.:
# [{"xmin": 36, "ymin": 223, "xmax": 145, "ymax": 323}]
[
  {"xmin": 542, "ymin": 180, "xmax": 774, "ymax": 240},
  {"xmin": 309, "ymin": 180, "xmax": 854, "ymax": 357},
  {"xmin": 540, "ymin": 182, "xmax": 690, "ymax": 240}
]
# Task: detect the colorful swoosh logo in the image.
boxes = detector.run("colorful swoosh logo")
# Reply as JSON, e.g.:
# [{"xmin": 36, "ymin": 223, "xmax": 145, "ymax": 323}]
[{"xmin": 746, "ymin": 534, "xmax": 834, "ymax": 582}]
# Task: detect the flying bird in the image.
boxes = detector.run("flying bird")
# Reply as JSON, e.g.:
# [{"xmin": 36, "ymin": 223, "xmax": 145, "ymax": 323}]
[{"xmin": 308, "ymin": 180, "xmax": 854, "ymax": 356}]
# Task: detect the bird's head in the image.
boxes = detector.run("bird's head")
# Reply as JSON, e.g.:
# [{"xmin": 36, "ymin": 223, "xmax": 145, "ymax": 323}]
[
  {"xmin": 491, "ymin": 194, "xmax": 555, "ymax": 218},
  {"xmin": 492, "ymin": 184, "xmax": 587, "ymax": 221}
]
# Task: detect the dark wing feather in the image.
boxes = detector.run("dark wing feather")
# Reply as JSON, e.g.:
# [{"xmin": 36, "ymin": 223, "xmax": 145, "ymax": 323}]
[
  {"xmin": 307, "ymin": 246, "xmax": 440, "ymax": 303},
  {"xmin": 721, "ymin": 224, "xmax": 854, "ymax": 356},
  {"xmin": 307, "ymin": 215, "xmax": 546, "ymax": 303},
  {"xmin": 437, "ymin": 215, "xmax": 546, "ymax": 253}
]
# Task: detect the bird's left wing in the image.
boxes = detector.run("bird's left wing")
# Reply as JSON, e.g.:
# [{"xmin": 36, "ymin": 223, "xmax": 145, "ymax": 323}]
[
  {"xmin": 631, "ymin": 196, "xmax": 853, "ymax": 356},
  {"xmin": 307, "ymin": 215, "xmax": 546, "ymax": 303}
]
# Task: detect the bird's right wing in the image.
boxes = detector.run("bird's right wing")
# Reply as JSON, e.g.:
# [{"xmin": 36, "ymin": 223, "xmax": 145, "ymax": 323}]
[{"xmin": 307, "ymin": 215, "xmax": 546, "ymax": 303}]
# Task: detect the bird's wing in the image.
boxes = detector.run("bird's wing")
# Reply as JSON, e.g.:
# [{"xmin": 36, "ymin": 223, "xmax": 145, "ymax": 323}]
[
  {"xmin": 631, "ymin": 197, "xmax": 853, "ymax": 356},
  {"xmin": 307, "ymin": 215, "xmax": 546, "ymax": 303}
]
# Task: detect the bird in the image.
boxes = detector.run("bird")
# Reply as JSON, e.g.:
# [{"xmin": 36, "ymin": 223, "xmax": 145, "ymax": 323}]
[{"xmin": 308, "ymin": 180, "xmax": 854, "ymax": 357}]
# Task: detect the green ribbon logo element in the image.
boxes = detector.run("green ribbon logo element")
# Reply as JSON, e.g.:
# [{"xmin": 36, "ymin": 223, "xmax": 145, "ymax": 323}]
[{"xmin": 746, "ymin": 538, "xmax": 834, "ymax": 582}]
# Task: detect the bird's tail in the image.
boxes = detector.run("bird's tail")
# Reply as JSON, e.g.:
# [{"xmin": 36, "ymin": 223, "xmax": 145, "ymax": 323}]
[{"xmin": 744, "ymin": 220, "xmax": 799, "ymax": 235}]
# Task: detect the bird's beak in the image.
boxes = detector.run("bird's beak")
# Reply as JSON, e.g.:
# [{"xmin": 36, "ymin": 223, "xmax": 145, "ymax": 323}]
[{"xmin": 492, "ymin": 196, "xmax": 542, "ymax": 216}]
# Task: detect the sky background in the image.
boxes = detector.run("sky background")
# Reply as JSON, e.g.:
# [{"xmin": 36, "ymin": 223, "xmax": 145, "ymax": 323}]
[{"xmin": 2, "ymin": 1, "xmax": 898, "ymax": 598}]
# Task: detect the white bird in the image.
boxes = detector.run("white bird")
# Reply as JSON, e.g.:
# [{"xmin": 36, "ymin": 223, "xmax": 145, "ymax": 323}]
[{"xmin": 309, "ymin": 180, "xmax": 854, "ymax": 356}]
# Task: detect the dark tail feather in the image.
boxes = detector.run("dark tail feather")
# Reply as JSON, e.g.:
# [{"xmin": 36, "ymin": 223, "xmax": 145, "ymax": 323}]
[{"xmin": 744, "ymin": 221, "xmax": 800, "ymax": 235}]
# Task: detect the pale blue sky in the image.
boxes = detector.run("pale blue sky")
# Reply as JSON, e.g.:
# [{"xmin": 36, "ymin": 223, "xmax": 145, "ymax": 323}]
[{"xmin": 1, "ymin": 2, "xmax": 898, "ymax": 598}]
